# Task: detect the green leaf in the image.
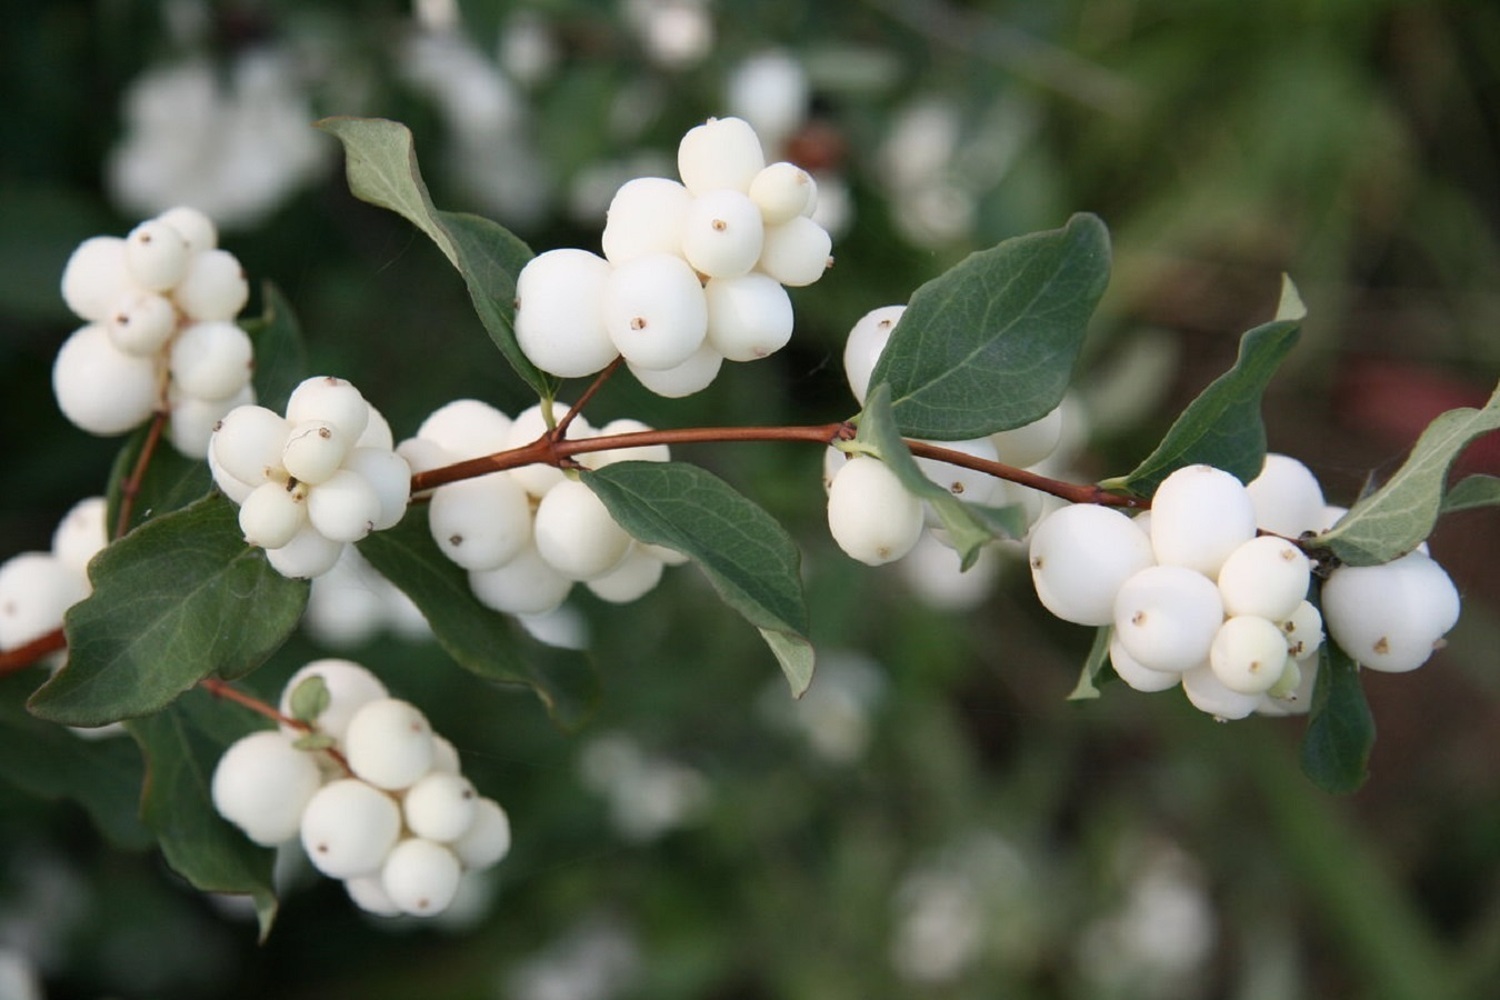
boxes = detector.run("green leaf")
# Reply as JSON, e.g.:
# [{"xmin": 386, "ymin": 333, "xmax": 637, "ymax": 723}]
[
  {"xmin": 1317, "ymin": 383, "xmax": 1500, "ymax": 566},
  {"xmin": 244, "ymin": 281, "xmax": 309, "ymax": 414},
  {"xmin": 582, "ymin": 462, "xmax": 816, "ymax": 697},
  {"xmin": 105, "ymin": 421, "xmax": 213, "ymax": 537},
  {"xmin": 1067, "ymin": 626, "xmax": 1114, "ymax": 701},
  {"xmin": 1112, "ymin": 304, "xmax": 1302, "ymax": 496},
  {"xmin": 855, "ymin": 383, "xmax": 1017, "ymax": 569},
  {"xmin": 1299, "ymin": 640, "xmax": 1375, "ymax": 794},
  {"xmin": 287, "ymin": 674, "xmax": 330, "ymax": 725},
  {"xmin": 125, "ymin": 693, "xmax": 277, "ymax": 939},
  {"xmin": 28, "ymin": 495, "xmax": 308, "ymax": 727},
  {"xmin": 1442, "ymin": 473, "xmax": 1500, "ymax": 514},
  {"xmin": 869, "ymin": 212, "xmax": 1110, "ymax": 440},
  {"xmin": 356, "ymin": 509, "xmax": 597, "ymax": 728},
  {"xmin": 0, "ymin": 671, "xmax": 151, "ymax": 849},
  {"xmin": 315, "ymin": 117, "xmax": 549, "ymax": 397}
]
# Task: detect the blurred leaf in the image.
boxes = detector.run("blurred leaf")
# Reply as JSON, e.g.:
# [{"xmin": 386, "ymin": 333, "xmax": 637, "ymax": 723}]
[
  {"xmin": 869, "ymin": 212, "xmax": 1110, "ymax": 440},
  {"xmin": 287, "ymin": 674, "xmax": 330, "ymax": 725},
  {"xmin": 28, "ymin": 496, "xmax": 308, "ymax": 727},
  {"xmin": 356, "ymin": 509, "xmax": 598, "ymax": 728},
  {"xmin": 1318, "ymin": 383, "xmax": 1500, "ymax": 565},
  {"xmin": 0, "ymin": 671, "xmax": 150, "ymax": 849},
  {"xmin": 105, "ymin": 418, "xmax": 213, "ymax": 537},
  {"xmin": 1112, "ymin": 307, "xmax": 1302, "ymax": 496},
  {"xmin": 314, "ymin": 117, "xmax": 549, "ymax": 398},
  {"xmin": 245, "ymin": 281, "xmax": 309, "ymax": 415},
  {"xmin": 1442, "ymin": 474, "xmax": 1500, "ymax": 514},
  {"xmin": 855, "ymin": 383, "xmax": 1017, "ymax": 570},
  {"xmin": 583, "ymin": 462, "xmax": 815, "ymax": 696},
  {"xmin": 126, "ymin": 694, "xmax": 277, "ymax": 939},
  {"xmin": 1067, "ymin": 626, "xmax": 1114, "ymax": 701},
  {"xmin": 1300, "ymin": 640, "xmax": 1374, "ymax": 794}
]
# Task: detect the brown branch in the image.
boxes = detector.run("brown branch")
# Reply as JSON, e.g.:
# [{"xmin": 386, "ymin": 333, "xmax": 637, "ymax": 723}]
[
  {"xmin": 555, "ymin": 357, "xmax": 623, "ymax": 441},
  {"xmin": 114, "ymin": 410, "xmax": 169, "ymax": 539},
  {"xmin": 198, "ymin": 677, "xmax": 352, "ymax": 774},
  {"xmin": 901, "ymin": 440, "xmax": 1148, "ymax": 509},
  {"xmin": 0, "ymin": 628, "xmax": 66, "ymax": 677}
]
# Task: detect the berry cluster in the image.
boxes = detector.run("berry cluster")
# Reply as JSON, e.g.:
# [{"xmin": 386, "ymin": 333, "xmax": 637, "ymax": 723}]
[
  {"xmin": 209, "ymin": 376, "xmax": 411, "ymax": 579},
  {"xmin": 0, "ymin": 498, "xmax": 107, "ymax": 654},
  {"xmin": 55, "ymin": 207, "xmax": 253, "ymax": 457},
  {"xmin": 824, "ymin": 304, "xmax": 1062, "ymax": 566},
  {"xmin": 514, "ymin": 116, "xmax": 832, "ymax": 397},
  {"xmin": 1027, "ymin": 456, "xmax": 1460, "ymax": 719},
  {"xmin": 211, "ymin": 659, "xmax": 511, "ymax": 918},
  {"xmin": 398, "ymin": 399, "xmax": 684, "ymax": 618}
]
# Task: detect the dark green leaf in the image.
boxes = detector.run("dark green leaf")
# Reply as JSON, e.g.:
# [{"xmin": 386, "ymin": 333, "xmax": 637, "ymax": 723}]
[
  {"xmin": 1112, "ymin": 284, "xmax": 1303, "ymax": 495},
  {"xmin": 1067, "ymin": 626, "xmax": 1114, "ymax": 701},
  {"xmin": 105, "ymin": 421, "xmax": 213, "ymax": 537},
  {"xmin": 314, "ymin": 117, "xmax": 549, "ymax": 397},
  {"xmin": 125, "ymin": 693, "xmax": 277, "ymax": 939},
  {"xmin": 1299, "ymin": 640, "xmax": 1374, "ymax": 794},
  {"xmin": 1318, "ymin": 383, "xmax": 1500, "ymax": 566},
  {"xmin": 869, "ymin": 212, "xmax": 1110, "ymax": 440},
  {"xmin": 582, "ymin": 462, "xmax": 815, "ymax": 696},
  {"xmin": 855, "ymin": 383, "xmax": 1017, "ymax": 570},
  {"xmin": 1442, "ymin": 473, "xmax": 1500, "ymax": 514},
  {"xmin": 245, "ymin": 281, "xmax": 309, "ymax": 414},
  {"xmin": 28, "ymin": 496, "xmax": 308, "ymax": 727},
  {"xmin": 287, "ymin": 674, "xmax": 330, "ymax": 725},
  {"xmin": 0, "ymin": 671, "xmax": 150, "ymax": 849},
  {"xmin": 356, "ymin": 509, "xmax": 597, "ymax": 728}
]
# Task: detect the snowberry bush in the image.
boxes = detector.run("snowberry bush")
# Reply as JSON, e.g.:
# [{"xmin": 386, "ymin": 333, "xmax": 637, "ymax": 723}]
[{"xmin": 1, "ymin": 113, "xmax": 1496, "ymax": 940}]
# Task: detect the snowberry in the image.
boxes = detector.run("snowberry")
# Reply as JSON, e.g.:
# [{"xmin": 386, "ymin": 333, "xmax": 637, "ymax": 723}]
[
  {"xmin": 52, "ymin": 323, "xmax": 161, "ymax": 436},
  {"xmin": 239, "ymin": 481, "xmax": 307, "ymax": 549},
  {"xmin": 756, "ymin": 215, "xmax": 832, "ymax": 287},
  {"xmin": 285, "ymin": 376, "xmax": 370, "ymax": 443},
  {"xmin": 263, "ymin": 522, "xmax": 345, "ymax": 580},
  {"xmin": 585, "ymin": 546, "xmax": 666, "ymax": 603},
  {"xmin": 450, "ymin": 797, "xmax": 512, "ymax": 870},
  {"xmin": 1279, "ymin": 600, "xmax": 1324, "ymax": 662},
  {"xmin": 581, "ymin": 418, "xmax": 671, "ymax": 468},
  {"xmin": 628, "ymin": 343, "xmax": 724, "ymax": 398},
  {"xmin": 749, "ymin": 161, "xmax": 815, "ymax": 225},
  {"xmin": 300, "ymin": 778, "xmax": 403, "ymax": 878},
  {"xmin": 343, "ymin": 698, "xmax": 435, "ymax": 791},
  {"xmin": 212, "ymin": 405, "xmax": 290, "ymax": 486},
  {"xmin": 504, "ymin": 402, "xmax": 592, "ymax": 498},
  {"xmin": 171, "ymin": 248, "xmax": 249, "ymax": 321},
  {"xmin": 211, "ymin": 729, "xmax": 323, "ymax": 847},
  {"xmin": 1108, "ymin": 634, "xmax": 1181, "ymax": 693},
  {"xmin": 61, "ymin": 236, "xmax": 134, "ymax": 322},
  {"xmin": 105, "ymin": 290, "xmax": 178, "ymax": 356},
  {"xmin": 156, "ymin": 206, "xmax": 218, "ymax": 255},
  {"xmin": 1216, "ymin": 535, "xmax": 1310, "ymax": 622},
  {"xmin": 514, "ymin": 249, "xmax": 618, "ymax": 378},
  {"xmin": 169, "ymin": 320, "xmax": 253, "ymax": 400},
  {"xmin": 306, "ymin": 469, "xmax": 382, "ymax": 543},
  {"xmin": 51, "ymin": 497, "xmax": 108, "ymax": 577},
  {"xmin": 417, "ymin": 398, "xmax": 513, "ymax": 458},
  {"xmin": 380, "ymin": 837, "xmax": 462, "ymax": 917},
  {"xmin": 344, "ymin": 873, "xmax": 401, "ymax": 917},
  {"xmin": 1028, "ymin": 504, "xmax": 1156, "ymax": 626},
  {"xmin": 123, "ymin": 218, "xmax": 191, "ymax": 291},
  {"xmin": 678, "ymin": 116, "xmax": 766, "ymax": 195},
  {"xmin": 913, "ymin": 436, "xmax": 1000, "ymax": 506},
  {"xmin": 1209, "ymin": 615, "xmax": 1291, "ymax": 694},
  {"xmin": 601, "ymin": 177, "xmax": 692, "ymax": 264},
  {"xmin": 1180, "ymin": 663, "xmax": 1263, "ymax": 721},
  {"xmin": 1148, "ymin": 464, "xmax": 1257, "ymax": 578},
  {"xmin": 843, "ymin": 305, "xmax": 905, "ymax": 406},
  {"xmin": 428, "ymin": 473, "xmax": 532, "ymax": 571},
  {"xmin": 468, "ymin": 542, "xmax": 574, "ymax": 616},
  {"xmin": 403, "ymin": 772, "xmax": 479, "ymax": 843},
  {"xmin": 682, "ymin": 189, "xmax": 765, "ymax": 278},
  {"xmin": 703, "ymin": 272, "xmax": 793, "ymax": 361},
  {"xmin": 278, "ymin": 658, "xmax": 389, "ymax": 742},
  {"xmin": 826, "ymin": 455, "xmax": 924, "ymax": 566},
  {"xmin": 339, "ymin": 447, "xmax": 411, "ymax": 531},
  {"xmin": 533, "ymin": 478, "xmax": 634, "ymax": 581},
  {"xmin": 1246, "ymin": 453, "xmax": 1325, "ymax": 537},
  {"xmin": 989, "ymin": 405, "xmax": 1065, "ymax": 469},
  {"xmin": 602, "ymin": 253, "xmax": 709, "ymax": 371},
  {"xmin": 1321, "ymin": 550, "xmax": 1460, "ymax": 672},
  {"xmin": 169, "ymin": 383, "xmax": 255, "ymax": 460},
  {"xmin": 281, "ymin": 420, "xmax": 352, "ymax": 486},
  {"xmin": 0, "ymin": 553, "xmax": 89, "ymax": 650},
  {"xmin": 1113, "ymin": 564, "xmax": 1225, "ymax": 673}
]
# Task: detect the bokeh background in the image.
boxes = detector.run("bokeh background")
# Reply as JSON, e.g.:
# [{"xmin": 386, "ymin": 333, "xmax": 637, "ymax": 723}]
[{"xmin": 3, "ymin": 1, "xmax": 1499, "ymax": 997}]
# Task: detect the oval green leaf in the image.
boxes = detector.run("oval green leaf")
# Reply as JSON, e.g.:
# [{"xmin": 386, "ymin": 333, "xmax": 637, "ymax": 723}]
[
  {"xmin": 869, "ymin": 212, "xmax": 1111, "ymax": 440},
  {"xmin": 1299, "ymin": 640, "xmax": 1374, "ymax": 795},
  {"xmin": 582, "ymin": 462, "xmax": 815, "ymax": 697},
  {"xmin": 28, "ymin": 495, "xmax": 308, "ymax": 727}
]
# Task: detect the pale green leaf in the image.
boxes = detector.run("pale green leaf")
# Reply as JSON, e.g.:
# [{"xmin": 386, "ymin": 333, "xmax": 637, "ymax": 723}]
[
  {"xmin": 1067, "ymin": 626, "xmax": 1114, "ymax": 701},
  {"xmin": 1442, "ymin": 474, "xmax": 1500, "ymax": 514}
]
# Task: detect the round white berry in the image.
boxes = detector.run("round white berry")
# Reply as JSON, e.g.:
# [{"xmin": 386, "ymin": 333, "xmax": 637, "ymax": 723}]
[
  {"xmin": 285, "ymin": 376, "xmax": 370, "ymax": 443},
  {"xmin": 826, "ymin": 455, "xmax": 924, "ymax": 566},
  {"xmin": 307, "ymin": 469, "xmax": 382, "ymax": 543},
  {"xmin": 239, "ymin": 480, "xmax": 307, "ymax": 549},
  {"xmin": 403, "ymin": 772, "xmax": 479, "ymax": 843},
  {"xmin": 585, "ymin": 546, "xmax": 666, "ymax": 603},
  {"xmin": 1209, "ymin": 615, "xmax": 1291, "ymax": 694},
  {"xmin": 580, "ymin": 418, "xmax": 671, "ymax": 469},
  {"xmin": 514, "ymin": 249, "xmax": 618, "ymax": 378},
  {"xmin": 300, "ymin": 778, "xmax": 402, "ymax": 878},
  {"xmin": 339, "ymin": 447, "xmax": 411, "ymax": 531},
  {"xmin": 279, "ymin": 658, "xmax": 390, "ymax": 742},
  {"xmin": 703, "ymin": 272, "xmax": 793, "ymax": 362},
  {"xmin": 677, "ymin": 116, "xmax": 766, "ymax": 195},
  {"xmin": 533, "ymin": 478, "xmax": 633, "ymax": 581},
  {"xmin": 682, "ymin": 189, "xmax": 765, "ymax": 279},
  {"xmin": 123, "ymin": 218, "xmax": 191, "ymax": 291},
  {"xmin": 756, "ymin": 216, "xmax": 831, "ymax": 287},
  {"xmin": 381, "ymin": 838, "xmax": 462, "ymax": 916},
  {"xmin": 1321, "ymin": 550, "xmax": 1460, "ymax": 673},
  {"xmin": 172, "ymin": 248, "xmax": 249, "ymax": 321},
  {"xmin": 1113, "ymin": 564, "xmax": 1225, "ymax": 673},
  {"xmin": 281, "ymin": 420, "xmax": 353, "ymax": 486},
  {"xmin": 628, "ymin": 343, "xmax": 724, "ymax": 398},
  {"xmin": 169, "ymin": 320, "xmax": 253, "ymax": 401},
  {"xmin": 51, "ymin": 496, "xmax": 108, "ymax": 577},
  {"xmin": 601, "ymin": 177, "xmax": 692, "ymax": 264},
  {"xmin": 1180, "ymin": 663, "xmax": 1263, "ymax": 721},
  {"xmin": 749, "ymin": 162, "xmax": 815, "ymax": 225},
  {"xmin": 104, "ymin": 290, "xmax": 178, "ymax": 356},
  {"xmin": 1246, "ymin": 453, "xmax": 1325, "ymax": 537},
  {"xmin": 1108, "ymin": 634, "xmax": 1182, "ymax": 693},
  {"xmin": 0, "ymin": 552, "xmax": 89, "ymax": 650},
  {"xmin": 1028, "ymin": 504, "xmax": 1156, "ymax": 626},
  {"xmin": 1280, "ymin": 600, "xmax": 1324, "ymax": 662},
  {"xmin": 61, "ymin": 236, "xmax": 133, "ymax": 322},
  {"xmin": 602, "ymin": 253, "xmax": 709, "ymax": 371},
  {"xmin": 843, "ymin": 305, "xmax": 905, "ymax": 406},
  {"xmin": 1149, "ymin": 464, "xmax": 1258, "ymax": 578},
  {"xmin": 263, "ymin": 522, "xmax": 345, "ymax": 580},
  {"xmin": 343, "ymin": 698, "xmax": 435, "ymax": 791},
  {"xmin": 913, "ymin": 437, "xmax": 1000, "ymax": 507},
  {"xmin": 467, "ymin": 542, "xmax": 574, "ymax": 616},
  {"xmin": 344, "ymin": 873, "xmax": 401, "ymax": 917},
  {"xmin": 212, "ymin": 404, "xmax": 290, "ymax": 486},
  {"xmin": 1216, "ymin": 535, "xmax": 1311, "ymax": 622},
  {"xmin": 417, "ymin": 399, "xmax": 513, "ymax": 458},
  {"xmin": 989, "ymin": 406, "xmax": 1065, "ymax": 469},
  {"xmin": 450, "ymin": 797, "xmax": 511, "ymax": 870},
  {"xmin": 52, "ymin": 323, "xmax": 160, "ymax": 436},
  {"xmin": 504, "ymin": 402, "xmax": 592, "ymax": 498},
  {"xmin": 428, "ymin": 473, "xmax": 532, "ymax": 571},
  {"xmin": 156, "ymin": 206, "xmax": 218, "ymax": 255},
  {"xmin": 211, "ymin": 729, "xmax": 323, "ymax": 847},
  {"xmin": 357, "ymin": 405, "xmax": 394, "ymax": 451},
  {"xmin": 169, "ymin": 382, "xmax": 254, "ymax": 460}
]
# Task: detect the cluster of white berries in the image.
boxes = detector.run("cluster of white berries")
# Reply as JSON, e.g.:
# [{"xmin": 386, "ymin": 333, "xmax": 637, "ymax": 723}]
[
  {"xmin": 211, "ymin": 659, "xmax": 511, "ymax": 918},
  {"xmin": 397, "ymin": 399, "xmax": 684, "ymax": 618},
  {"xmin": 55, "ymin": 207, "xmax": 253, "ymax": 457},
  {"xmin": 0, "ymin": 498, "xmax": 108, "ymax": 654},
  {"xmin": 1027, "ymin": 455, "xmax": 1460, "ymax": 719},
  {"xmin": 208, "ymin": 376, "xmax": 411, "ymax": 580},
  {"xmin": 514, "ymin": 116, "xmax": 832, "ymax": 397},
  {"xmin": 824, "ymin": 304, "xmax": 1059, "ymax": 566}
]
